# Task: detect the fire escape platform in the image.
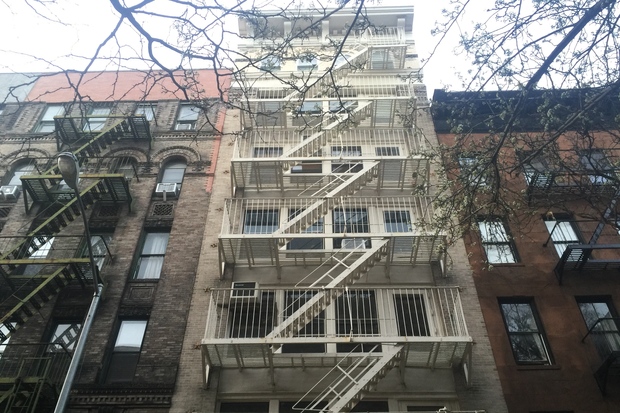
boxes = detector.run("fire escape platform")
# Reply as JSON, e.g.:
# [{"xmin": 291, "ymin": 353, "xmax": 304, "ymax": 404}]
[
  {"xmin": 555, "ymin": 244, "xmax": 620, "ymax": 284},
  {"xmin": 55, "ymin": 115, "xmax": 152, "ymax": 149}
]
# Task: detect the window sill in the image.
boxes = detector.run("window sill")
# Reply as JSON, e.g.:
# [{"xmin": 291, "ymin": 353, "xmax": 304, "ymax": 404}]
[
  {"xmin": 516, "ymin": 364, "xmax": 560, "ymax": 371},
  {"xmin": 128, "ymin": 278, "xmax": 160, "ymax": 283},
  {"xmin": 487, "ymin": 262, "xmax": 526, "ymax": 268}
]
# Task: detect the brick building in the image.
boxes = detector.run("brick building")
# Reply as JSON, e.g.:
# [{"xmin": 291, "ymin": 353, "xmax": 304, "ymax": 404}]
[
  {"xmin": 432, "ymin": 89, "xmax": 620, "ymax": 413},
  {"xmin": 0, "ymin": 69, "xmax": 228, "ymax": 411},
  {"xmin": 171, "ymin": 6, "xmax": 507, "ymax": 413}
]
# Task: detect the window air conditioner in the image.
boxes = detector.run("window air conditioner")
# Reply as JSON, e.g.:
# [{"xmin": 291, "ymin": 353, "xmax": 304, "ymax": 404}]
[
  {"xmin": 176, "ymin": 123, "xmax": 195, "ymax": 131},
  {"xmin": 155, "ymin": 183, "xmax": 179, "ymax": 198},
  {"xmin": 230, "ymin": 281, "xmax": 259, "ymax": 303},
  {"xmin": 0, "ymin": 185, "xmax": 20, "ymax": 201}
]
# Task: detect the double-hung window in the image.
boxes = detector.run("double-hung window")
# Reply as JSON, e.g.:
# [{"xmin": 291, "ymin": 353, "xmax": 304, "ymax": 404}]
[
  {"xmin": 133, "ymin": 231, "xmax": 169, "ymax": 279},
  {"xmin": 458, "ymin": 156, "xmax": 487, "ymax": 186},
  {"xmin": 36, "ymin": 104, "xmax": 65, "ymax": 133},
  {"xmin": 175, "ymin": 104, "xmax": 200, "ymax": 130},
  {"xmin": 499, "ymin": 299, "xmax": 552, "ymax": 365},
  {"xmin": 477, "ymin": 218, "xmax": 517, "ymax": 263},
  {"xmin": 81, "ymin": 233, "xmax": 112, "ymax": 278},
  {"xmin": 253, "ymin": 147, "xmax": 283, "ymax": 158},
  {"xmin": 296, "ymin": 54, "xmax": 318, "ymax": 71},
  {"xmin": 243, "ymin": 210, "xmax": 279, "ymax": 234},
  {"xmin": 287, "ymin": 209, "xmax": 324, "ymax": 250},
  {"xmin": 577, "ymin": 298, "xmax": 620, "ymax": 358},
  {"xmin": 333, "ymin": 208, "xmax": 370, "ymax": 249},
  {"xmin": 519, "ymin": 150, "xmax": 551, "ymax": 187},
  {"xmin": 544, "ymin": 215, "xmax": 581, "ymax": 260},
  {"xmin": 135, "ymin": 103, "xmax": 156, "ymax": 121},
  {"xmin": 580, "ymin": 149, "xmax": 612, "ymax": 184},
  {"xmin": 384, "ymin": 210, "xmax": 412, "ymax": 253},
  {"xmin": 7, "ymin": 161, "xmax": 36, "ymax": 188},
  {"xmin": 106, "ymin": 319, "xmax": 148, "ymax": 383},
  {"xmin": 332, "ymin": 146, "xmax": 363, "ymax": 173},
  {"xmin": 335, "ymin": 289, "xmax": 380, "ymax": 352},
  {"xmin": 83, "ymin": 106, "xmax": 111, "ymax": 132}
]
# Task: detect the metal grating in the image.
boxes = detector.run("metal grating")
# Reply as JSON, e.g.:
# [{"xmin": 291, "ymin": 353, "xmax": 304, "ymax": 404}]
[{"xmin": 151, "ymin": 202, "xmax": 175, "ymax": 217}]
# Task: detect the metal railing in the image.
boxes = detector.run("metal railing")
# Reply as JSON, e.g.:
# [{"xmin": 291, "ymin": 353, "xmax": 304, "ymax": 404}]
[{"xmin": 582, "ymin": 317, "xmax": 620, "ymax": 358}]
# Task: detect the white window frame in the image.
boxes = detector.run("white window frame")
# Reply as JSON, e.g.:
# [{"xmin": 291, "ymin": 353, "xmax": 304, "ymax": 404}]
[
  {"xmin": 544, "ymin": 217, "xmax": 581, "ymax": 259},
  {"xmin": 133, "ymin": 231, "xmax": 170, "ymax": 279},
  {"xmin": 36, "ymin": 104, "xmax": 65, "ymax": 133},
  {"xmin": 135, "ymin": 103, "xmax": 156, "ymax": 121},
  {"xmin": 83, "ymin": 106, "xmax": 111, "ymax": 132},
  {"xmin": 478, "ymin": 219, "xmax": 517, "ymax": 263},
  {"xmin": 175, "ymin": 104, "xmax": 200, "ymax": 130}
]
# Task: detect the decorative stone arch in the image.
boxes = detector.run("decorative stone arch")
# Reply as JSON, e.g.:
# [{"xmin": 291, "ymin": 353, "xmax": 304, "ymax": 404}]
[
  {"xmin": 0, "ymin": 148, "xmax": 53, "ymax": 175},
  {"xmin": 151, "ymin": 146, "xmax": 203, "ymax": 172}
]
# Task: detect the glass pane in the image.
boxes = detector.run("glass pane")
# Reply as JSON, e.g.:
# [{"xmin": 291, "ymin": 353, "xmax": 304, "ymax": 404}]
[
  {"xmin": 509, "ymin": 333, "xmax": 548, "ymax": 363},
  {"xmin": 50, "ymin": 323, "xmax": 82, "ymax": 352},
  {"xmin": 142, "ymin": 232, "xmax": 169, "ymax": 254},
  {"xmin": 135, "ymin": 256, "xmax": 164, "ymax": 279},
  {"xmin": 485, "ymin": 244, "xmax": 516, "ymax": 264},
  {"xmin": 115, "ymin": 320, "xmax": 147, "ymax": 351},
  {"xmin": 244, "ymin": 210, "xmax": 279, "ymax": 234},
  {"xmin": 135, "ymin": 104, "xmax": 155, "ymax": 121},
  {"xmin": 384, "ymin": 211, "xmax": 411, "ymax": 232},
  {"xmin": 161, "ymin": 161, "xmax": 186, "ymax": 184},
  {"xmin": 178, "ymin": 105, "xmax": 200, "ymax": 121},
  {"xmin": 42, "ymin": 105, "xmax": 65, "ymax": 121}
]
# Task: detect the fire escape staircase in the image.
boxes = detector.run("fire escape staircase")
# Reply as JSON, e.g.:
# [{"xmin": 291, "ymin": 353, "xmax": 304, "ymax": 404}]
[{"xmin": 299, "ymin": 344, "xmax": 404, "ymax": 413}]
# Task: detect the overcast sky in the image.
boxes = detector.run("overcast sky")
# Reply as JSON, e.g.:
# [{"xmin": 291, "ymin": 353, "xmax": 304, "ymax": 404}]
[{"xmin": 0, "ymin": 1, "xmax": 470, "ymax": 95}]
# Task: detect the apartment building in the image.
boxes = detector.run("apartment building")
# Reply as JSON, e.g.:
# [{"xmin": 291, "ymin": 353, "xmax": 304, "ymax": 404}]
[
  {"xmin": 0, "ymin": 69, "xmax": 227, "ymax": 412},
  {"xmin": 433, "ymin": 89, "xmax": 620, "ymax": 413},
  {"xmin": 172, "ymin": 6, "xmax": 507, "ymax": 413}
]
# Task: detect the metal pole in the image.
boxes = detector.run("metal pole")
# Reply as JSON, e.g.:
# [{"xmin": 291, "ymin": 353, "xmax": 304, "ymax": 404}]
[{"xmin": 54, "ymin": 188, "xmax": 102, "ymax": 413}]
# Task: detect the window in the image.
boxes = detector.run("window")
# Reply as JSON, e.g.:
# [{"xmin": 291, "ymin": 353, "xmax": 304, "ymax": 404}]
[
  {"xmin": 458, "ymin": 156, "xmax": 487, "ymax": 186},
  {"xmin": 175, "ymin": 104, "xmax": 200, "ymax": 130},
  {"xmin": 544, "ymin": 215, "xmax": 581, "ymax": 259},
  {"xmin": 376, "ymin": 147, "xmax": 400, "ymax": 157},
  {"xmin": 259, "ymin": 55, "xmax": 281, "ymax": 71},
  {"xmin": 287, "ymin": 209, "xmax": 324, "ymax": 250},
  {"xmin": 281, "ymin": 290, "xmax": 325, "ymax": 353},
  {"xmin": 334, "ymin": 53, "xmax": 350, "ymax": 68},
  {"xmin": 133, "ymin": 231, "xmax": 169, "ymax": 279},
  {"xmin": 336, "ymin": 290, "xmax": 380, "ymax": 352},
  {"xmin": 111, "ymin": 157, "xmax": 137, "ymax": 180},
  {"xmin": 333, "ymin": 208, "xmax": 370, "ymax": 249},
  {"xmin": 477, "ymin": 218, "xmax": 517, "ymax": 263},
  {"xmin": 297, "ymin": 101, "xmax": 322, "ymax": 114},
  {"xmin": 499, "ymin": 299, "xmax": 552, "ymax": 365},
  {"xmin": 81, "ymin": 233, "xmax": 112, "ymax": 275},
  {"xmin": 0, "ymin": 322, "xmax": 16, "ymax": 359},
  {"xmin": 332, "ymin": 146, "xmax": 363, "ymax": 173},
  {"xmin": 519, "ymin": 150, "xmax": 551, "ymax": 187},
  {"xmin": 296, "ymin": 54, "xmax": 318, "ymax": 71},
  {"xmin": 48, "ymin": 322, "xmax": 82, "ymax": 353},
  {"xmin": 135, "ymin": 103, "xmax": 156, "ymax": 121},
  {"xmin": 36, "ymin": 104, "xmax": 64, "ymax": 133},
  {"xmin": 577, "ymin": 298, "xmax": 620, "ymax": 358},
  {"xmin": 580, "ymin": 149, "xmax": 612, "ymax": 184},
  {"xmin": 394, "ymin": 294, "xmax": 430, "ymax": 336},
  {"xmin": 106, "ymin": 319, "xmax": 147, "ymax": 383},
  {"xmin": 244, "ymin": 210, "xmax": 279, "ymax": 234},
  {"xmin": 329, "ymin": 100, "xmax": 356, "ymax": 113},
  {"xmin": 384, "ymin": 210, "xmax": 412, "ymax": 253},
  {"xmin": 7, "ymin": 161, "xmax": 36, "ymax": 188},
  {"xmin": 253, "ymin": 147, "xmax": 283, "ymax": 158},
  {"xmin": 370, "ymin": 49, "xmax": 395, "ymax": 69},
  {"xmin": 160, "ymin": 160, "xmax": 186, "ymax": 185},
  {"xmin": 229, "ymin": 292, "xmax": 275, "ymax": 338},
  {"xmin": 83, "ymin": 106, "xmax": 111, "ymax": 132},
  {"xmin": 19, "ymin": 236, "xmax": 55, "ymax": 276}
]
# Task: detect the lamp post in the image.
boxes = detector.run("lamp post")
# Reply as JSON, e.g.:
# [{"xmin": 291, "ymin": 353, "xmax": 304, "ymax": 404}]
[{"xmin": 54, "ymin": 152, "xmax": 103, "ymax": 413}]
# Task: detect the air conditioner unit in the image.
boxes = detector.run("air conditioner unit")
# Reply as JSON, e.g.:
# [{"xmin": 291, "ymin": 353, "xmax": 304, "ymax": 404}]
[
  {"xmin": 0, "ymin": 185, "xmax": 20, "ymax": 201},
  {"xmin": 155, "ymin": 183, "xmax": 179, "ymax": 198},
  {"xmin": 230, "ymin": 281, "xmax": 259, "ymax": 303},
  {"xmin": 176, "ymin": 123, "xmax": 195, "ymax": 131}
]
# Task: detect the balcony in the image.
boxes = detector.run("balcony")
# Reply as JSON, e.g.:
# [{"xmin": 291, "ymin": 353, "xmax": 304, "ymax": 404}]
[
  {"xmin": 0, "ymin": 343, "xmax": 72, "ymax": 412},
  {"xmin": 218, "ymin": 196, "xmax": 445, "ymax": 270},
  {"xmin": 201, "ymin": 286, "xmax": 471, "ymax": 374},
  {"xmin": 231, "ymin": 129, "xmax": 428, "ymax": 192},
  {"xmin": 554, "ymin": 244, "xmax": 620, "ymax": 284},
  {"xmin": 54, "ymin": 115, "xmax": 151, "ymax": 149}
]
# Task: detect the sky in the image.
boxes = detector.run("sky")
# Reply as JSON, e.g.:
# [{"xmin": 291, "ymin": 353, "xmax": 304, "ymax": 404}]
[{"xmin": 0, "ymin": 1, "xmax": 469, "ymax": 94}]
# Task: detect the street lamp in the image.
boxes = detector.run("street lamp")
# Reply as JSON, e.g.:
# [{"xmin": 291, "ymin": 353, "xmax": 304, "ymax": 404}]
[{"xmin": 54, "ymin": 152, "xmax": 103, "ymax": 413}]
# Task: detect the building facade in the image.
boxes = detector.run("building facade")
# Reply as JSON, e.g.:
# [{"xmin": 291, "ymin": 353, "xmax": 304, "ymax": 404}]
[
  {"xmin": 172, "ymin": 6, "xmax": 507, "ymax": 413},
  {"xmin": 0, "ymin": 69, "xmax": 227, "ymax": 412},
  {"xmin": 433, "ymin": 89, "xmax": 620, "ymax": 413}
]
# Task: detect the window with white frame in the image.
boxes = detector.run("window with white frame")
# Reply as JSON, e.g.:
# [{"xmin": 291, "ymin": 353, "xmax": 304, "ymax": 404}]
[
  {"xmin": 83, "ymin": 106, "xmax": 111, "ymax": 132},
  {"xmin": 253, "ymin": 147, "xmax": 283, "ymax": 158},
  {"xmin": 335, "ymin": 289, "xmax": 380, "ymax": 352},
  {"xmin": 106, "ymin": 319, "xmax": 148, "ymax": 383},
  {"xmin": 35, "ymin": 104, "xmax": 65, "ymax": 133},
  {"xmin": 477, "ymin": 218, "xmax": 517, "ymax": 263},
  {"xmin": 394, "ymin": 294, "xmax": 430, "ymax": 336},
  {"xmin": 544, "ymin": 215, "xmax": 581, "ymax": 259},
  {"xmin": 135, "ymin": 103, "xmax": 156, "ymax": 121},
  {"xmin": 384, "ymin": 210, "xmax": 413, "ymax": 253},
  {"xmin": 580, "ymin": 149, "xmax": 612, "ymax": 184},
  {"xmin": 111, "ymin": 156, "xmax": 138, "ymax": 180},
  {"xmin": 259, "ymin": 55, "xmax": 281, "ymax": 71},
  {"xmin": 7, "ymin": 161, "xmax": 36, "ymax": 188},
  {"xmin": 244, "ymin": 210, "xmax": 279, "ymax": 234},
  {"xmin": 331, "ymin": 146, "xmax": 363, "ymax": 173},
  {"xmin": 376, "ymin": 147, "xmax": 400, "ymax": 157},
  {"xmin": 499, "ymin": 299, "xmax": 552, "ymax": 365},
  {"xmin": 133, "ymin": 231, "xmax": 169, "ymax": 279},
  {"xmin": 333, "ymin": 208, "xmax": 370, "ymax": 249},
  {"xmin": 175, "ymin": 104, "xmax": 200, "ymax": 130},
  {"xmin": 459, "ymin": 156, "xmax": 487, "ymax": 186},
  {"xmin": 287, "ymin": 209, "xmax": 324, "ymax": 250},
  {"xmin": 160, "ymin": 159, "xmax": 186, "ymax": 187},
  {"xmin": 296, "ymin": 54, "xmax": 318, "ymax": 71},
  {"xmin": 281, "ymin": 290, "xmax": 326, "ymax": 353}
]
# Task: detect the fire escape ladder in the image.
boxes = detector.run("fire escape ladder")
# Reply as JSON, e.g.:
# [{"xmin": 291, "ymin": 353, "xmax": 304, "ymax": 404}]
[
  {"xmin": 281, "ymin": 100, "xmax": 374, "ymax": 162},
  {"xmin": 0, "ymin": 261, "xmax": 93, "ymax": 344},
  {"xmin": 267, "ymin": 239, "xmax": 389, "ymax": 340},
  {"xmin": 299, "ymin": 344, "xmax": 404, "ymax": 413},
  {"xmin": 274, "ymin": 162, "xmax": 379, "ymax": 239}
]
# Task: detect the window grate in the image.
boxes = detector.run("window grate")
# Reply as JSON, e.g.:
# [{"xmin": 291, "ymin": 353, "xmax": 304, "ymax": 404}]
[
  {"xmin": 97, "ymin": 205, "xmax": 121, "ymax": 218},
  {"xmin": 0, "ymin": 207, "xmax": 12, "ymax": 218},
  {"xmin": 151, "ymin": 202, "xmax": 174, "ymax": 217}
]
